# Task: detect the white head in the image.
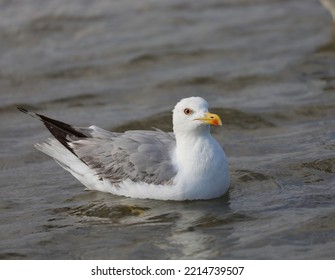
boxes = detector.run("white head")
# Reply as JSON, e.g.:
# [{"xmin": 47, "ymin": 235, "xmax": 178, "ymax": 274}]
[{"xmin": 172, "ymin": 97, "xmax": 222, "ymax": 135}]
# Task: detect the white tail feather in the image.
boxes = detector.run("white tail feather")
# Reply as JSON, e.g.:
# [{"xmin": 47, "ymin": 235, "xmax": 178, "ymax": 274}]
[{"xmin": 35, "ymin": 139, "xmax": 110, "ymax": 192}]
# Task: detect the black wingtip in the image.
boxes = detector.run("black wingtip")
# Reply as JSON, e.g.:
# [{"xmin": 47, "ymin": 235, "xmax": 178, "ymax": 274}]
[
  {"xmin": 17, "ymin": 107, "xmax": 40, "ymax": 120},
  {"xmin": 17, "ymin": 107, "xmax": 29, "ymax": 114},
  {"xmin": 18, "ymin": 106, "xmax": 88, "ymax": 155}
]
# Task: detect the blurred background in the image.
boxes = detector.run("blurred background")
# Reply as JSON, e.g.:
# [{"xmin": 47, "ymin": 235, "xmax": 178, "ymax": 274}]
[{"xmin": 0, "ymin": 0, "xmax": 335, "ymax": 259}]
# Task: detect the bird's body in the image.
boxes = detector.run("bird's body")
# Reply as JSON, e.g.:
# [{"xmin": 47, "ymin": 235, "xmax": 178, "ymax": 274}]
[{"xmin": 19, "ymin": 97, "xmax": 229, "ymax": 200}]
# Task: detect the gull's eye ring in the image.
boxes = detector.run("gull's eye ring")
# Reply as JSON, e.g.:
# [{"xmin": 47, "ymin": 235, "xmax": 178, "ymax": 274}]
[{"xmin": 184, "ymin": 108, "xmax": 193, "ymax": 115}]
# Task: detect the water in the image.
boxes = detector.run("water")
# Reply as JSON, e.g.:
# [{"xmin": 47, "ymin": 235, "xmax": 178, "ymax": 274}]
[{"xmin": 1, "ymin": 0, "xmax": 335, "ymax": 259}]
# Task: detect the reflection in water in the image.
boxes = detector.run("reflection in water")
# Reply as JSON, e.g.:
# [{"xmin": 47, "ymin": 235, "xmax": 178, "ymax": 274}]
[{"xmin": 50, "ymin": 192, "xmax": 236, "ymax": 259}]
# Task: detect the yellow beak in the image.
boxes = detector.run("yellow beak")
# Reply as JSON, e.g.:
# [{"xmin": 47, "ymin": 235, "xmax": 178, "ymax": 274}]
[{"xmin": 194, "ymin": 112, "xmax": 222, "ymax": 126}]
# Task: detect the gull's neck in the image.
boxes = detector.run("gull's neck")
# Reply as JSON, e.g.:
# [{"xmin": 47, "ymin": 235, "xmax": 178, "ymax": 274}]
[
  {"xmin": 173, "ymin": 125, "xmax": 223, "ymax": 191},
  {"xmin": 174, "ymin": 125, "xmax": 213, "ymax": 161}
]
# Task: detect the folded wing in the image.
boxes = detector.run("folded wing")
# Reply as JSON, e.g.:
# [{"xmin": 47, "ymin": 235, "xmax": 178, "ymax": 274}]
[
  {"xmin": 18, "ymin": 108, "xmax": 177, "ymax": 186},
  {"xmin": 71, "ymin": 130, "xmax": 177, "ymax": 185}
]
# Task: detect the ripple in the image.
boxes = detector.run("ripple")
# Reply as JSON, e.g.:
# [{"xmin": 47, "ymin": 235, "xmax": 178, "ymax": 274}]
[
  {"xmin": 0, "ymin": 253, "xmax": 27, "ymax": 260},
  {"xmin": 234, "ymin": 169, "xmax": 271, "ymax": 182},
  {"xmin": 192, "ymin": 212, "xmax": 254, "ymax": 228},
  {"xmin": 302, "ymin": 158, "xmax": 335, "ymax": 173},
  {"xmin": 69, "ymin": 203, "xmax": 151, "ymax": 221}
]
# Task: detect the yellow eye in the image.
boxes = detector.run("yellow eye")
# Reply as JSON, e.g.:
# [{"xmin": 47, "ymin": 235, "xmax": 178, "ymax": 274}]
[{"xmin": 184, "ymin": 108, "xmax": 193, "ymax": 115}]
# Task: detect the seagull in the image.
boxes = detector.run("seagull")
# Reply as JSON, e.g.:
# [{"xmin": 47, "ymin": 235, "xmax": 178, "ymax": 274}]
[{"xmin": 18, "ymin": 97, "xmax": 229, "ymax": 200}]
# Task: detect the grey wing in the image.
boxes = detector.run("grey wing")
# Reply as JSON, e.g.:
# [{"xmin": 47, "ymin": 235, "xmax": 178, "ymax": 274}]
[
  {"xmin": 17, "ymin": 108, "xmax": 177, "ymax": 184},
  {"xmin": 70, "ymin": 130, "xmax": 178, "ymax": 185}
]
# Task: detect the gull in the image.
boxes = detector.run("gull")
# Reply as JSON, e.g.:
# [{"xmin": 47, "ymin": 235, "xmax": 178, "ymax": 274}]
[{"xmin": 18, "ymin": 97, "xmax": 229, "ymax": 200}]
